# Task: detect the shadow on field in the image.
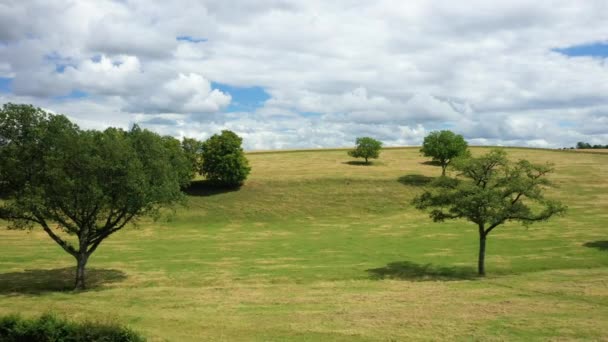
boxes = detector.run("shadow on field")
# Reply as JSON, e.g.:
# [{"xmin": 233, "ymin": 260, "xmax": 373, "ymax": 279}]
[
  {"xmin": 583, "ymin": 241, "xmax": 608, "ymax": 251},
  {"xmin": 420, "ymin": 160, "xmax": 441, "ymax": 166},
  {"xmin": 397, "ymin": 174, "xmax": 434, "ymax": 186},
  {"xmin": 0, "ymin": 267, "xmax": 127, "ymax": 295},
  {"xmin": 343, "ymin": 161, "xmax": 374, "ymax": 166},
  {"xmin": 183, "ymin": 179, "xmax": 240, "ymax": 197},
  {"xmin": 366, "ymin": 261, "xmax": 476, "ymax": 281}
]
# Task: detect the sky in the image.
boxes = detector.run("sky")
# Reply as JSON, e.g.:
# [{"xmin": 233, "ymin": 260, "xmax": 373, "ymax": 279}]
[{"xmin": 1, "ymin": 1, "xmax": 607, "ymax": 150}]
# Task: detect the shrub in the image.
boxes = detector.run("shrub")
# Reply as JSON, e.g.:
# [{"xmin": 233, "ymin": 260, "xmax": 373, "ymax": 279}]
[
  {"xmin": 201, "ymin": 130, "xmax": 250, "ymax": 187},
  {"xmin": 0, "ymin": 313, "xmax": 145, "ymax": 341}
]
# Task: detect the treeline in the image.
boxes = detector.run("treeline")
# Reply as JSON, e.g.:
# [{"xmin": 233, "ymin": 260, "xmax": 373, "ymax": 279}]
[{"xmin": 574, "ymin": 142, "xmax": 608, "ymax": 149}]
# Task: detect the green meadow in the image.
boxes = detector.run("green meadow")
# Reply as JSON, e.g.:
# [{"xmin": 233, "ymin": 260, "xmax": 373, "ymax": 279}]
[{"xmin": 1, "ymin": 147, "xmax": 607, "ymax": 341}]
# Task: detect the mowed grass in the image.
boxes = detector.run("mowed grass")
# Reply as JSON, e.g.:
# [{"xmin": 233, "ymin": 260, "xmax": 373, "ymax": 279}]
[{"xmin": 1, "ymin": 147, "xmax": 607, "ymax": 341}]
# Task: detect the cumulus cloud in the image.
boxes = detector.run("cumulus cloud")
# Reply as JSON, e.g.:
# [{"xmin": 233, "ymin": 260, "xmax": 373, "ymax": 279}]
[
  {"xmin": 123, "ymin": 73, "xmax": 231, "ymax": 114},
  {"xmin": 1, "ymin": 0, "xmax": 608, "ymax": 149}
]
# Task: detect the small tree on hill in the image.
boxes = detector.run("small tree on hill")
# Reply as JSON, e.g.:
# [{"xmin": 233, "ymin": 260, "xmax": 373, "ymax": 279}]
[
  {"xmin": 420, "ymin": 130, "xmax": 469, "ymax": 176},
  {"xmin": 348, "ymin": 137, "xmax": 382, "ymax": 164},
  {"xmin": 201, "ymin": 130, "xmax": 250, "ymax": 186},
  {"xmin": 413, "ymin": 149, "xmax": 566, "ymax": 276},
  {"xmin": 0, "ymin": 104, "xmax": 192, "ymax": 289}
]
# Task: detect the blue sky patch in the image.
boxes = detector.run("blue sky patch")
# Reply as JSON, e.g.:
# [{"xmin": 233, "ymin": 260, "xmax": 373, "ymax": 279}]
[
  {"xmin": 45, "ymin": 52, "xmax": 75, "ymax": 73},
  {"xmin": 212, "ymin": 83, "xmax": 270, "ymax": 112},
  {"xmin": 558, "ymin": 121, "xmax": 576, "ymax": 128},
  {"xmin": 554, "ymin": 42, "xmax": 608, "ymax": 58},
  {"xmin": 0, "ymin": 77, "xmax": 12, "ymax": 93},
  {"xmin": 176, "ymin": 36, "xmax": 208, "ymax": 43},
  {"xmin": 55, "ymin": 64, "xmax": 71, "ymax": 73}
]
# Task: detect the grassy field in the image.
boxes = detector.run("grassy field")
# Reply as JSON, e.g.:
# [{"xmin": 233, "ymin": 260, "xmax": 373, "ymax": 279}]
[{"xmin": 1, "ymin": 147, "xmax": 607, "ymax": 341}]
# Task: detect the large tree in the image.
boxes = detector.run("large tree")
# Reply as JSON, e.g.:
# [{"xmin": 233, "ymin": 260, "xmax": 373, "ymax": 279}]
[
  {"xmin": 413, "ymin": 149, "xmax": 566, "ymax": 276},
  {"xmin": 420, "ymin": 130, "xmax": 469, "ymax": 176},
  {"xmin": 201, "ymin": 130, "xmax": 250, "ymax": 187},
  {"xmin": 0, "ymin": 104, "xmax": 191, "ymax": 289},
  {"xmin": 348, "ymin": 137, "xmax": 382, "ymax": 164}
]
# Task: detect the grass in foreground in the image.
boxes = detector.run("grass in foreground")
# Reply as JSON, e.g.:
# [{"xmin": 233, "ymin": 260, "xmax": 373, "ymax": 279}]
[{"xmin": 1, "ymin": 147, "xmax": 607, "ymax": 341}]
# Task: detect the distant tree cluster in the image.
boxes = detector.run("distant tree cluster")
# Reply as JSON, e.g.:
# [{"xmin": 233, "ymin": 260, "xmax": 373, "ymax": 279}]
[{"xmin": 575, "ymin": 142, "xmax": 608, "ymax": 149}]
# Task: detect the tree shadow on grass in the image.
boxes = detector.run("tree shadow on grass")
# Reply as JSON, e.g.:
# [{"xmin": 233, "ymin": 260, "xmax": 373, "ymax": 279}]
[
  {"xmin": 420, "ymin": 160, "xmax": 441, "ymax": 166},
  {"xmin": 583, "ymin": 241, "xmax": 608, "ymax": 251},
  {"xmin": 366, "ymin": 261, "xmax": 477, "ymax": 281},
  {"xmin": 343, "ymin": 161, "xmax": 374, "ymax": 166},
  {"xmin": 0, "ymin": 267, "xmax": 127, "ymax": 295},
  {"xmin": 397, "ymin": 174, "xmax": 434, "ymax": 186},
  {"xmin": 183, "ymin": 179, "xmax": 240, "ymax": 197}
]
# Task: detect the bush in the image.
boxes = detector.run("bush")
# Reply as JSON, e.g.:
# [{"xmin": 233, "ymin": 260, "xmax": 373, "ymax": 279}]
[
  {"xmin": 201, "ymin": 130, "xmax": 250, "ymax": 187},
  {"xmin": 0, "ymin": 313, "xmax": 145, "ymax": 342}
]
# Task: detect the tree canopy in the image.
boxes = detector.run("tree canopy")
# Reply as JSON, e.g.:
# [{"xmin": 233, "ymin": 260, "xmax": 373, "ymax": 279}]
[
  {"xmin": 201, "ymin": 130, "xmax": 250, "ymax": 187},
  {"xmin": 0, "ymin": 103, "xmax": 192, "ymax": 289},
  {"xmin": 181, "ymin": 137, "xmax": 204, "ymax": 178},
  {"xmin": 576, "ymin": 141, "xmax": 607, "ymax": 149},
  {"xmin": 348, "ymin": 137, "xmax": 382, "ymax": 164},
  {"xmin": 420, "ymin": 130, "xmax": 469, "ymax": 176},
  {"xmin": 413, "ymin": 149, "xmax": 566, "ymax": 276}
]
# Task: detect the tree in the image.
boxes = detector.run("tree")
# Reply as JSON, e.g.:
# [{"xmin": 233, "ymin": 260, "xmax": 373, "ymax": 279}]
[
  {"xmin": 201, "ymin": 130, "xmax": 250, "ymax": 186},
  {"xmin": 0, "ymin": 104, "xmax": 191, "ymax": 289},
  {"xmin": 413, "ymin": 149, "xmax": 566, "ymax": 276},
  {"xmin": 576, "ymin": 141, "xmax": 592, "ymax": 149},
  {"xmin": 181, "ymin": 137, "xmax": 204, "ymax": 178},
  {"xmin": 348, "ymin": 137, "xmax": 382, "ymax": 164},
  {"xmin": 420, "ymin": 130, "xmax": 469, "ymax": 176}
]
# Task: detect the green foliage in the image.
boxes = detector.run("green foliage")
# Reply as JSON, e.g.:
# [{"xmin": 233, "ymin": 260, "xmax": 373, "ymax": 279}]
[
  {"xmin": 181, "ymin": 137, "xmax": 204, "ymax": 178},
  {"xmin": 348, "ymin": 137, "xmax": 382, "ymax": 164},
  {"xmin": 201, "ymin": 130, "xmax": 251, "ymax": 186},
  {"xmin": 0, "ymin": 103, "xmax": 191, "ymax": 289},
  {"xmin": 413, "ymin": 149, "xmax": 566, "ymax": 275},
  {"xmin": 420, "ymin": 130, "xmax": 469, "ymax": 175},
  {"xmin": 0, "ymin": 313, "xmax": 145, "ymax": 341},
  {"xmin": 576, "ymin": 141, "xmax": 607, "ymax": 149}
]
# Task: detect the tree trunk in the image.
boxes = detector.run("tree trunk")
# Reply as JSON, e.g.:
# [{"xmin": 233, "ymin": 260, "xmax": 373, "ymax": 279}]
[
  {"xmin": 74, "ymin": 253, "xmax": 89, "ymax": 290},
  {"xmin": 478, "ymin": 234, "xmax": 486, "ymax": 276},
  {"xmin": 365, "ymin": 157, "xmax": 369, "ymax": 164},
  {"xmin": 441, "ymin": 164, "xmax": 447, "ymax": 176}
]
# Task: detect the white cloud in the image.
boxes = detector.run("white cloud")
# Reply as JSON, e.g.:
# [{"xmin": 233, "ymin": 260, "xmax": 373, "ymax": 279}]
[
  {"xmin": 64, "ymin": 55, "xmax": 143, "ymax": 95},
  {"xmin": 123, "ymin": 73, "xmax": 231, "ymax": 114},
  {"xmin": 1, "ymin": 0, "xmax": 608, "ymax": 149}
]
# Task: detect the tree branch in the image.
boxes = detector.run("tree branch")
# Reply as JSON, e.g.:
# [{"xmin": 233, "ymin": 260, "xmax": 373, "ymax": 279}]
[
  {"xmin": 36, "ymin": 216, "xmax": 77, "ymax": 256},
  {"xmin": 87, "ymin": 212, "xmax": 137, "ymax": 255}
]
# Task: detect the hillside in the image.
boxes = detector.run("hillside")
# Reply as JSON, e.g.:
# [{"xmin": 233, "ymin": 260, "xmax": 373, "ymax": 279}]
[{"xmin": 1, "ymin": 147, "xmax": 607, "ymax": 341}]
